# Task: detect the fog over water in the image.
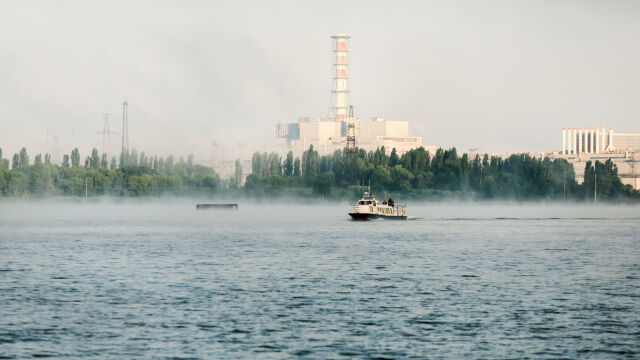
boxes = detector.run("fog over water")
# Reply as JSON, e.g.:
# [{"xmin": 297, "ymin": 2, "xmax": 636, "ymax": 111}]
[
  {"xmin": 2, "ymin": 199, "xmax": 640, "ymax": 220},
  {"xmin": 1, "ymin": 201, "xmax": 639, "ymax": 358}
]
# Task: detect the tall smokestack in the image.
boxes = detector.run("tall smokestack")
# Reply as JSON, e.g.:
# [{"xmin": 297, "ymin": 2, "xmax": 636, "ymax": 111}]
[
  {"xmin": 585, "ymin": 127, "xmax": 589, "ymax": 154},
  {"xmin": 578, "ymin": 127, "xmax": 582, "ymax": 154},
  {"xmin": 562, "ymin": 128, "xmax": 566, "ymax": 155},
  {"xmin": 573, "ymin": 127, "xmax": 578, "ymax": 155},
  {"xmin": 609, "ymin": 127, "xmax": 614, "ymax": 151},
  {"xmin": 328, "ymin": 34, "xmax": 350, "ymax": 122}
]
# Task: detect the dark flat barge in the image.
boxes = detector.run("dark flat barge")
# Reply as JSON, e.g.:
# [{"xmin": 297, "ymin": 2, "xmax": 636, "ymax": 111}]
[{"xmin": 196, "ymin": 203, "xmax": 238, "ymax": 210}]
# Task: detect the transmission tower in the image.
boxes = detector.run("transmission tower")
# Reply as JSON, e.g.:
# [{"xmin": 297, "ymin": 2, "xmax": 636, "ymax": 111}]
[
  {"xmin": 121, "ymin": 100, "xmax": 129, "ymax": 167},
  {"xmin": 96, "ymin": 113, "xmax": 118, "ymax": 157},
  {"xmin": 346, "ymin": 105, "xmax": 356, "ymax": 155}
]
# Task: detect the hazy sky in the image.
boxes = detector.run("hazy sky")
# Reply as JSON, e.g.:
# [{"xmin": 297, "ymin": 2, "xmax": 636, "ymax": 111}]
[{"xmin": 1, "ymin": 0, "xmax": 639, "ymax": 158}]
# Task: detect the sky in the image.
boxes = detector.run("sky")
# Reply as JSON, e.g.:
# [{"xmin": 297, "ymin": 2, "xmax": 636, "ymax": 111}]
[{"xmin": 0, "ymin": 0, "xmax": 639, "ymax": 159}]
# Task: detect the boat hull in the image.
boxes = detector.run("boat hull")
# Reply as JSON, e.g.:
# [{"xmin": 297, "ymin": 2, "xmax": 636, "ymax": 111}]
[
  {"xmin": 349, "ymin": 212, "xmax": 379, "ymax": 220},
  {"xmin": 349, "ymin": 212, "xmax": 407, "ymax": 220}
]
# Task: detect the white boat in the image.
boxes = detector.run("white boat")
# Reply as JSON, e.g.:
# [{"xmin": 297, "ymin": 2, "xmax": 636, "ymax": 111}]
[{"xmin": 349, "ymin": 191, "xmax": 407, "ymax": 220}]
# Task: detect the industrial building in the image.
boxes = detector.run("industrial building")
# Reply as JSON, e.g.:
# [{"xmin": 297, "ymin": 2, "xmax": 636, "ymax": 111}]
[
  {"xmin": 557, "ymin": 126, "xmax": 640, "ymax": 190},
  {"xmin": 274, "ymin": 33, "xmax": 423, "ymax": 157},
  {"xmin": 353, "ymin": 117, "xmax": 421, "ymax": 154},
  {"xmin": 560, "ymin": 126, "xmax": 640, "ymax": 155}
]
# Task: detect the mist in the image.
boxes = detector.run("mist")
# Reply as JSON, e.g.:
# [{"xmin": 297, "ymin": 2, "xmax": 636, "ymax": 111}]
[
  {"xmin": 1, "ymin": 0, "xmax": 639, "ymax": 159},
  {"xmin": 2, "ymin": 197, "xmax": 639, "ymax": 225}
]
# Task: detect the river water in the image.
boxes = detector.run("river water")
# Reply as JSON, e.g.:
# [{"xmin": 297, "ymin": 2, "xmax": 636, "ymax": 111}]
[{"xmin": 1, "ymin": 201, "xmax": 639, "ymax": 359}]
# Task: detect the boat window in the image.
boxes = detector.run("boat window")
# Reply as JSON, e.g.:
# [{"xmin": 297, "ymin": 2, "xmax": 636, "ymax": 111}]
[{"xmin": 359, "ymin": 201, "xmax": 365, "ymax": 205}]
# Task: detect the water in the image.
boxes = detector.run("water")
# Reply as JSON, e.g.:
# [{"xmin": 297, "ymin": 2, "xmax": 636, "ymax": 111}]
[{"xmin": 1, "ymin": 201, "xmax": 639, "ymax": 359}]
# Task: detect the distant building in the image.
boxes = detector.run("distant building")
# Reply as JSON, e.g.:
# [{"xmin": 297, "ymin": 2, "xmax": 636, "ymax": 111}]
[
  {"xmin": 560, "ymin": 126, "xmax": 640, "ymax": 155},
  {"xmin": 555, "ymin": 126, "xmax": 640, "ymax": 190},
  {"xmin": 354, "ymin": 117, "xmax": 422, "ymax": 154},
  {"xmin": 275, "ymin": 121, "xmax": 300, "ymax": 142},
  {"xmin": 612, "ymin": 132, "xmax": 640, "ymax": 152},
  {"xmin": 274, "ymin": 116, "xmax": 422, "ymax": 156}
]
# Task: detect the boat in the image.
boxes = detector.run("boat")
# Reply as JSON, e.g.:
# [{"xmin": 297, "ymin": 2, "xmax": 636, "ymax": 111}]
[
  {"xmin": 196, "ymin": 203, "xmax": 238, "ymax": 210},
  {"xmin": 348, "ymin": 191, "xmax": 407, "ymax": 220}
]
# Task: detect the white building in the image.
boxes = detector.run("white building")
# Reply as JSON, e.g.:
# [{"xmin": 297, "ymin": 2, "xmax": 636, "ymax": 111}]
[
  {"xmin": 274, "ymin": 116, "xmax": 423, "ymax": 156},
  {"xmin": 560, "ymin": 126, "xmax": 640, "ymax": 155},
  {"xmin": 555, "ymin": 126, "xmax": 640, "ymax": 190},
  {"xmin": 299, "ymin": 119, "xmax": 342, "ymax": 144},
  {"xmin": 357, "ymin": 117, "xmax": 407, "ymax": 141},
  {"xmin": 354, "ymin": 117, "xmax": 422, "ymax": 154}
]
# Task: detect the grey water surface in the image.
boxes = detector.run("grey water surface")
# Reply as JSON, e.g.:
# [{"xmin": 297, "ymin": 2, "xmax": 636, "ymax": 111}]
[{"xmin": 1, "ymin": 201, "xmax": 639, "ymax": 359}]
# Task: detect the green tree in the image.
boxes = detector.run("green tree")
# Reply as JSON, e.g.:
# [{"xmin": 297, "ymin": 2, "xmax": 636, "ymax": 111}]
[
  {"xmin": 19, "ymin": 147, "xmax": 29, "ymax": 167},
  {"xmin": 302, "ymin": 145, "xmax": 319, "ymax": 182},
  {"xmin": 251, "ymin": 152, "xmax": 263, "ymax": 175},
  {"xmin": 139, "ymin": 152, "xmax": 148, "ymax": 167},
  {"xmin": 71, "ymin": 148, "xmax": 80, "ymax": 167},
  {"xmin": 34, "ymin": 154, "xmax": 43, "ymax": 165},
  {"xmin": 100, "ymin": 153, "xmax": 108, "ymax": 169},
  {"xmin": 62, "ymin": 154, "xmax": 70, "ymax": 168},
  {"xmin": 44, "ymin": 153, "xmax": 51, "ymax": 164},
  {"xmin": 130, "ymin": 149, "xmax": 138, "ymax": 166},
  {"xmin": 283, "ymin": 151, "xmax": 294, "ymax": 176},
  {"xmin": 0, "ymin": 149, "xmax": 7, "ymax": 171},
  {"xmin": 13, "ymin": 153, "xmax": 20, "ymax": 169},
  {"xmin": 268, "ymin": 152, "xmax": 281, "ymax": 176},
  {"xmin": 390, "ymin": 165, "xmax": 414, "ymax": 190},
  {"xmin": 389, "ymin": 148, "xmax": 399, "ymax": 167},
  {"xmin": 313, "ymin": 171, "xmax": 334, "ymax": 197},
  {"xmin": 165, "ymin": 155, "xmax": 174, "ymax": 173},
  {"xmin": 293, "ymin": 157, "xmax": 301, "ymax": 177},
  {"xmin": 120, "ymin": 150, "xmax": 129, "ymax": 168},
  {"xmin": 370, "ymin": 165, "xmax": 391, "ymax": 190},
  {"xmin": 90, "ymin": 148, "xmax": 100, "ymax": 169},
  {"xmin": 330, "ymin": 150, "xmax": 343, "ymax": 185},
  {"xmin": 234, "ymin": 159, "xmax": 243, "ymax": 188}
]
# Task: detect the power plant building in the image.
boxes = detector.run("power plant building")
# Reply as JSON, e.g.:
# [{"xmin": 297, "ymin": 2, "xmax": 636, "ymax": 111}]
[
  {"xmin": 560, "ymin": 126, "xmax": 640, "ymax": 155},
  {"xmin": 557, "ymin": 126, "xmax": 640, "ymax": 190},
  {"xmin": 273, "ymin": 33, "xmax": 423, "ymax": 156},
  {"xmin": 355, "ymin": 117, "xmax": 421, "ymax": 154}
]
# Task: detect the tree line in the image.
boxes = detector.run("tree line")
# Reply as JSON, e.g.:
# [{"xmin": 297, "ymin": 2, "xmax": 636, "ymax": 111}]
[
  {"xmin": 0, "ymin": 147, "xmax": 222, "ymax": 197},
  {"xmin": 245, "ymin": 145, "xmax": 639, "ymax": 201},
  {"xmin": 0, "ymin": 145, "xmax": 637, "ymax": 200}
]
